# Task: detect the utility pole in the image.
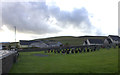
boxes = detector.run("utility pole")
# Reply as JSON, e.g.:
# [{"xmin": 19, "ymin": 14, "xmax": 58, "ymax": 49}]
[
  {"xmin": 14, "ymin": 26, "xmax": 16, "ymax": 50},
  {"xmin": 14, "ymin": 26, "xmax": 16, "ymax": 42}
]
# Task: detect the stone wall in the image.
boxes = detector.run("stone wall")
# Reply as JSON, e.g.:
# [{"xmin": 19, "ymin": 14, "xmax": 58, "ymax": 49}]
[
  {"xmin": 0, "ymin": 58, "xmax": 2, "ymax": 75},
  {"xmin": 0, "ymin": 52, "xmax": 17, "ymax": 74},
  {"xmin": 18, "ymin": 45, "xmax": 102, "ymax": 52}
]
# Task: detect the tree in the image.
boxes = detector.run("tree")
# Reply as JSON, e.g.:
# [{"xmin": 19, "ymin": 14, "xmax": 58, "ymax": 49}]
[
  {"xmin": 8, "ymin": 45, "xmax": 11, "ymax": 50},
  {"xmin": 65, "ymin": 42, "xmax": 69, "ymax": 46}
]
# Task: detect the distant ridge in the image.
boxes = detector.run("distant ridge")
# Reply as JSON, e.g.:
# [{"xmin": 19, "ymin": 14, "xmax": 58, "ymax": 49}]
[
  {"xmin": 35, "ymin": 35, "xmax": 107, "ymax": 40},
  {"xmin": 33, "ymin": 35, "xmax": 107, "ymax": 46},
  {"xmin": 76, "ymin": 36, "xmax": 107, "ymax": 38}
]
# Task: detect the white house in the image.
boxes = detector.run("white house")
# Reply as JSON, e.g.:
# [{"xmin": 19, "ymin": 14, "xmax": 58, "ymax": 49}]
[
  {"xmin": 46, "ymin": 42, "xmax": 62, "ymax": 47},
  {"xmin": 19, "ymin": 40, "xmax": 39, "ymax": 48},
  {"xmin": 0, "ymin": 43, "xmax": 2, "ymax": 50},
  {"xmin": 0, "ymin": 42, "xmax": 10, "ymax": 50},
  {"xmin": 104, "ymin": 38, "xmax": 112, "ymax": 45},
  {"xmin": 29, "ymin": 42, "xmax": 48, "ymax": 48},
  {"xmin": 108, "ymin": 35, "xmax": 120, "ymax": 45}
]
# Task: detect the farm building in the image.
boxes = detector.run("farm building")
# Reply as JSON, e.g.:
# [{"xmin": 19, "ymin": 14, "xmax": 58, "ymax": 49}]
[
  {"xmin": 19, "ymin": 40, "xmax": 52, "ymax": 48},
  {"xmin": 46, "ymin": 42, "xmax": 62, "ymax": 47},
  {"xmin": 108, "ymin": 35, "xmax": 120, "ymax": 45},
  {"xmin": 19, "ymin": 40, "xmax": 39, "ymax": 48},
  {"xmin": 0, "ymin": 42, "xmax": 10, "ymax": 50},
  {"xmin": 8, "ymin": 42, "xmax": 20, "ymax": 50},
  {"xmin": 103, "ymin": 38, "xmax": 114, "ymax": 48},
  {"xmin": 83, "ymin": 39, "xmax": 104, "ymax": 46},
  {"xmin": 29, "ymin": 42, "xmax": 48, "ymax": 48},
  {"xmin": 19, "ymin": 40, "xmax": 63, "ymax": 48},
  {"xmin": 0, "ymin": 43, "xmax": 2, "ymax": 50},
  {"xmin": 104, "ymin": 38, "xmax": 112, "ymax": 45}
]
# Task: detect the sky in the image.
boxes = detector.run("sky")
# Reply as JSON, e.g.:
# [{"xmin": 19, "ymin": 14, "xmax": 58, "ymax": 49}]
[{"xmin": 0, "ymin": 0, "xmax": 119, "ymax": 42}]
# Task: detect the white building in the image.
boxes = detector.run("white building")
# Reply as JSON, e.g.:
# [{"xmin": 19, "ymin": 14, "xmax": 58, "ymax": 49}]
[
  {"xmin": 108, "ymin": 35, "xmax": 120, "ymax": 45},
  {"xmin": 0, "ymin": 43, "xmax": 2, "ymax": 50},
  {"xmin": 0, "ymin": 42, "xmax": 10, "ymax": 50},
  {"xmin": 46, "ymin": 42, "xmax": 63, "ymax": 47},
  {"xmin": 29, "ymin": 42, "xmax": 48, "ymax": 48}
]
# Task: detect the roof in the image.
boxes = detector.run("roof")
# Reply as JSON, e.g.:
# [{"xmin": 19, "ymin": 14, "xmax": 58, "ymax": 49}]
[
  {"xmin": 106, "ymin": 38, "xmax": 112, "ymax": 43},
  {"xmin": 84, "ymin": 41, "xmax": 87, "ymax": 44},
  {"xmin": 20, "ymin": 40, "xmax": 39, "ymax": 45},
  {"xmin": 109, "ymin": 35, "xmax": 120, "ymax": 41},
  {"xmin": 88, "ymin": 39, "xmax": 104, "ymax": 44},
  {"xmin": 46, "ymin": 42, "xmax": 62, "ymax": 45},
  {"xmin": 46, "ymin": 42, "xmax": 57, "ymax": 45},
  {"xmin": 30, "ymin": 42, "xmax": 45, "ymax": 45},
  {"xmin": 119, "ymin": 38, "xmax": 120, "ymax": 42}
]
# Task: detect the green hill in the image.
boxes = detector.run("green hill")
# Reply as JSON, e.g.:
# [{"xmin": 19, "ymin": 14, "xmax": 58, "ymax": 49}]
[{"xmin": 35, "ymin": 36, "xmax": 107, "ymax": 46}]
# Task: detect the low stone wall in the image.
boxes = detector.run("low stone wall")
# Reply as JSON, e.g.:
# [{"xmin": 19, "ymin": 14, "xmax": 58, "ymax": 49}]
[
  {"xmin": 0, "ymin": 51, "xmax": 18, "ymax": 75},
  {"xmin": 18, "ymin": 45, "xmax": 103, "ymax": 52},
  {"xmin": 0, "ymin": 58, "xmax": 2, "ymax": 75}
]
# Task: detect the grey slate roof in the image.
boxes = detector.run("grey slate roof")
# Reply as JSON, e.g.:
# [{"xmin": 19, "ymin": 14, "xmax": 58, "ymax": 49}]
[
  {"xmin": 20, "ymin": 40, "xmax": 39, "ymax": 45},
  {"xmin": 88, "ymin": 39, "xmax": 104, "ymax": 44},
  {"xmin": 109, "ymin": 35, "xmax": 120, "ymax": 41},
  {"xmin": 84, "ymin": 41, "xmax": 87, "ymax": 44},
  {"xmin": 106, "ymin": 38, "xmax": 112, "ymax": 44}
]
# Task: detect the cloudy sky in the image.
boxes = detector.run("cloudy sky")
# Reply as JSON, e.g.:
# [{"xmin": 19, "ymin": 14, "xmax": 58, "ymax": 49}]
[{"xmin": 0, "ymin": 0, "xmax": 119, "ymax": 42}]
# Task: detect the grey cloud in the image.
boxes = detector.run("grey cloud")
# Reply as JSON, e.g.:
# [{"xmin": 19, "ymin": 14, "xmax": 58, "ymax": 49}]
[
  {"xmin": 95, "ymin": 29, "xmax": 105, "ymax": 36},
  {"xmin": 0, "ymin": 2, "xmax": 2, "ymax": 31},
  {"xmin": 2, "ymin": 2, "xmax": 100, "ymax": 35},
  {"xmin": 2, "ymin": 2, "xmax": 58, "ymax": 34},
  {"xmin": 49, "ymin": 7, "xmax": 93, "ymax": 33}
]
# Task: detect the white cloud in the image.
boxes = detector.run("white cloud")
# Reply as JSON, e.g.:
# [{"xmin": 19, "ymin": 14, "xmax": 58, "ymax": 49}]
[{"xmin": 0, "ymin": 0, "xmax": 119, "ymax": 42}]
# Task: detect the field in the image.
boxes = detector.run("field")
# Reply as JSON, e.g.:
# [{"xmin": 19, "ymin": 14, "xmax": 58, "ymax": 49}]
[
  {"xmin": 35, "ymin": 36, "xmax": 106, "ymax": 46},
  {"xmin": 10, "ymin": 47, "xmax": 118, "ymax": 73}
]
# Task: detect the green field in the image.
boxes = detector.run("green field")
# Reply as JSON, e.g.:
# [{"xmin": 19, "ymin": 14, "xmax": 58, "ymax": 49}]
[
  {"xmin": 10, "ymin": 48, "xmax": 118, "ymax": 73},
  {"xmin": 35, "ymin": 36, "xmax": 106, "ymax": 46}
]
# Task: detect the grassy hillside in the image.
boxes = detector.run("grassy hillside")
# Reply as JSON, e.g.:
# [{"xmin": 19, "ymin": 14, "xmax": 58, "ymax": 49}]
[
  {"xmin": 10, "ymin": 47, "xmax": 118, "ymax": 73},
  {"xmin": 35, "ymin": 36, "xmax": 107, "ymax": 46}
]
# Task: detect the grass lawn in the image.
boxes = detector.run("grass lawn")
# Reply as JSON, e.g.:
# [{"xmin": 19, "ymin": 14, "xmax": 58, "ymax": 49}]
[{"xmin": 10, "ymin": 48, "xmax": 118, "ymax": 73}]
